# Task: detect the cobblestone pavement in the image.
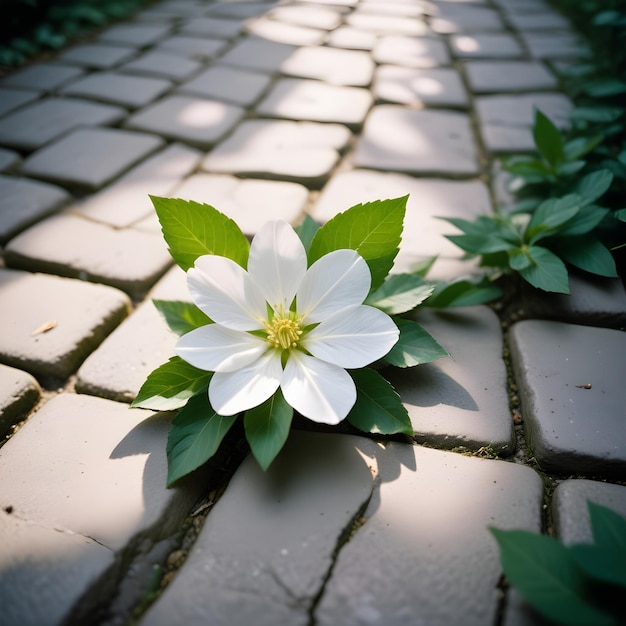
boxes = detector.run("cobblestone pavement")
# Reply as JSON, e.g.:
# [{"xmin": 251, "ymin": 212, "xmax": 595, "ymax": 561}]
[{"xmin": 1, "ymin": 0, "xmax": 625, "ymax": 625}]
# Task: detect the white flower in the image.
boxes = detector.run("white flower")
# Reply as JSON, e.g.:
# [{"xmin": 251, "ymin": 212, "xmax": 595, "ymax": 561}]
[{"xmin": 176, "ymin": 220, "xmax": 399, "ymax": 424}]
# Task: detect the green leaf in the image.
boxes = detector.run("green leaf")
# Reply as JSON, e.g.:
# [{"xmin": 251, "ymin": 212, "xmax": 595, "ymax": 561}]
[
  {"xmin": 588, "ymin": 501, "xmax": 626, "ymax": 550},
  {"xmin": 490, "ymin": 528, "xmax": 616, "ymax": 626},
  {"xmin": 533, "ymin": 109, "xmax": 565, "ymax": 168},
  {"xmin": 563, "ymin": 136, "xmax": 604, "ymax": 161},
  {"xmin": 527, "ymin": 195, "xmax": 584, "ymax": 243},
  {"xmin": 308, "ymin": 196, "xmax": 407, "ymax": 290},
  {"xmin": 557, "ymin": 205, "xmax": 610, "ymax": 236},
  {"xmin": 556, "ymin": 160, "xmax": 586, "ymax": 177},
  {"xmin": 574, "ymin": 169, "xmax": 614, "ymax": 204},
  {"xmin": 569, "ymin": 544, "xmax": 626, "ymax": 589},
  {"xmin": 294, "ymin": 214, "xmax": 319, "ymax": 253},
  {"xmin": 152, "ymin": 299, "xmax": 212, "ymax": 336},
  {"xmin": 384, "ymin": 318, "xmax": 448, "ymax": 368},
  {"xmin": 445, "ymin": 233, "xmax": 514, "ymax": 255},
  {"xmin": 409, "ymin": 255, "xmax": 438, "ymax": 277},
  {"xmin": 131, "ymin": 356, "xmax": 213, "ymax": 411},
  {"xmin": 347, "ymin": 368, "xmax": 412, "ymax": 436},
  {"xmin": 243, "ymin": 390, "xmax": 293, "ymax": 471},
  {"xmin": 151, "ymin": 196, "xmax": 250, "ymax": 271},
  {"xmin": 166, "ymin": 394, "xmax": 237, "ymax": 486},
  {"xmin": 508, "ymin": 248, "xmax": 533, "ymax": 271},
  {"xmin": 570, "ymin": 106, "xmax": 623, "ymax": 124},
  {"xmin": 425, "ymin": 277, "xmax": 502, "ymax": 307},
  {"xmin": 552, "ymin": 237, "xmax": 618, "ymax": 277},
  {"xmin": 615, "ymin": 209, "xmax": 626, "ymax": 223},
  {"xmin": 365, "ymin": 273, "xmax": 435, "ymax": 314},
  {"xmin": 519, "ymin": 246, "xmax": 570, "ymax": 293},
  {"xmin": 583, "ymin": 79, "xmax": 626, "ymax": 98}
]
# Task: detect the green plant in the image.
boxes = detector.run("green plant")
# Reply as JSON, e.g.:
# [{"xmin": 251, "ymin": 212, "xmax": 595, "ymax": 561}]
[{"xmin": 491, "ymin": 501, "xmax": 626, "ymax": 626}]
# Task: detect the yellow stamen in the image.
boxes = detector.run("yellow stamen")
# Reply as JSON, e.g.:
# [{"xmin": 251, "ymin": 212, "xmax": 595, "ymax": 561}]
[{"xmin": 264, "ymin": 314, "xmax": 303, "ymax": 350}]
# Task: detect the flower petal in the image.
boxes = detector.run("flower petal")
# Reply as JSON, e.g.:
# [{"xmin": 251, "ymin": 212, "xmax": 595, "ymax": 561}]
[
  {"xmin": 176, "ymin": 324, "xmax": 268, "ymax": 373},
  {"xmin": 188, "ymin": 255, "xmax": 266, "ymax": 331},
  {"xmin": 281, "ymin": 352, "xmax": 356, "ymax": 425},
  {"xmin": 248, "ymin": 220, "xmax": 307, "ymax": 312},
  {"xmin": 209, "ymin": 351, "xmax": 282, "ymax": 415},
  {"xmin": 302, "ymin": 305, "xmax": 399, "ymax": 368},
  {"xmin": 296, "ymin": 250, "xmax": 371, "ymax": 324}
]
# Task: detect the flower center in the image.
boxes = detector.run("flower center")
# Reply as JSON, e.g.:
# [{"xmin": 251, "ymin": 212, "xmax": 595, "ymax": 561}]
[{"xmin": 265, "ymin": 314, "xmax": 303, "ymax": 350}]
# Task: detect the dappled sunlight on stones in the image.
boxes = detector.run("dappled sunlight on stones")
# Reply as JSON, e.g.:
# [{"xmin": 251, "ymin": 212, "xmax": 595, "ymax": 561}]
[
  {"xmin": 389, "ymin": 307, "xmax": 514, "ymax": 454},
  {"xmin": 141, "ymin": 432, "xmax": 378, "ymax": 626},
  {"xmin": 0, "ymin": 363, "xmax": 40, "ymax": 438},
  {"xmin": 373, "ymin": 35, "xmax": 450, "ymax": 68},
  {"xmin": 315, "ymin": 444, "xmax": 543, "ymax": 626},
  {"xmin": 218, "ymin": 36, "xmax": 297, "ymax": 74}
]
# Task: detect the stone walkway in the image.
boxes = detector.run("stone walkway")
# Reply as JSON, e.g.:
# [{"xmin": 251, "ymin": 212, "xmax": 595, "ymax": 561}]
[{"xmin": 1, "ymin": 0, "xmax": 625, "ymax": 624}]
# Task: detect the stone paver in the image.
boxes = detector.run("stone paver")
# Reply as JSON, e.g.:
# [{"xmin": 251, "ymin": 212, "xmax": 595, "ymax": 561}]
[
  {"xmin": 60, "ymin": 72, "xmax": 172, "ymax": 108},
  {"xmin": 465, "ymin": 61, "xmax": 558, "ymax": 93},
  {"xmin": 390, "ymin": 306, "xmax": 515, "ymax": 453},
  {"xmin": 279, "ymin": 46, "xmax": 374, "ymax": 86},
  {"xmin": 326, "ymin": 26, "xmax": 377, "ymax": 50},
  {"xmin": 59, "ymin": 43, "xmax": 137, "ymax": 69},
  {"xmin": 0, "ymin": 87, "xmax": 40, "ymax": 118},
  {"xmin": 0, "ymin": 62, "xmax": 85, "ymax": 91},
  {"xmin": 179, "ymin": 16, "xmax": 243, "ymax": 39},
  {"xmin": 374, "ymin": 65, "xmax": 468, "ymax": 107},
  {"xmin": 0, "ymin": 98, "xmax": 125, "ymax": 151},
  {"xmin": 206, "ymin": 1, "xmax": 280, "ymax": 19},
  {"xmin": 256, "ymin": 78, "xmax": 373, "ymax": 127},
  {"xmin": 155, "ymin": 35, "xmax": 227, "ymax": 60},
  {"xmin": 508, "ymin": 320, "xmax": 626, "ymax": 477},
  {"xmin": 172, "ymin": 174, "xmax": 309, "ymax": 235},
  {"xmin": 0, "ymin": 392, "xmax": 211, "ymax": 622},
  {"xmin": 76, "ymin": 266, "xmax": 187, "ymax": 402},
  {"xmin": 98, "ymin": 22, "xmax": 172, "ymax": 47},
  {"xmin": 429, "ymin": 3, "xmax": 505, "ymax": 33},
  {"xmin": 0, "ymin": 148, "xmax": 19, "ymax": 172},
  {"xmin": 0, "ymin": 363, "xmax": 40, "ymax": 438},
  {"xmin": 552, "ymin": 479, "xmax": 626, "ymax": 544},
  {"xmin": 20, "ymin": 127, "xmax": 164, "ymax": 191},
  {"xmin": 5, "ymin": 214, "xmax": 173, "ymax": 297},
  {"xmin": 141, "ymin": 431, "xmax": 379, "ymax": 626},
  {"xmin": 178, "ymin": 65, "xmax": 272, "ymax": 106},
  {"xmin": 202, "ymin": 119, "xmax": 351, "ymax": 187},
  {"xmin": 247, "ymin": 16, "xmax": 328, "ymax": 46},
  {"xmin": 0, "ymin": 269, "xmax": 130, "ymax": 379},
  {"xmin": 126, "ymin": 95, "xmax": 244, "ymax": 147},
  {"xmin": 316, "ymin": 444, "xmax": 543, "ymax": 626},
  {"xmin": 373, "ymin": 35, "xmax": 450, "ymax": 68},
  {"xmin": 522, "ymin": 31, "xmax": 590, "ymax": 60},
  {"xmin": 70, "ymin": 143, "xmax": 201, "ymax": 228},
  {"xmin": 0, "ymin": 175, "xmax": 70, "ymax": 244},
  {"xmin": 266, "ymin": 4, "xmax": 344, "ymax": 30},
  {"xmin": 346, "ymin": 12, "xmax": 429, "ymax": 35},
  {"xmin": 121, "ymin": 49, "xmax": 202, "ymax": 81},
  {"xmin": 354, "ymin": 105, "xmax": 480, "ymax": 176},
  {"xmin": 450, "ymin": 33, "xmax": 524, "ymax": 59},
  {"xmin": 219, "ymin": 36, "xmax": 297, "ymax": 73}
]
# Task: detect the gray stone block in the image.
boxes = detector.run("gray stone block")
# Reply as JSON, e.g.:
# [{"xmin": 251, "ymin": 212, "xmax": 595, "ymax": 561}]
[
  {"xmin": 219, "ymin": 36, "xmax": 297, "ymax": 74},
  {"xmin": 171, "ymin": 173, "xmax": 308, "ymax": 235},
  {"xmin": 0, "ymin": 97, "xmax": 125, "ymax": 151},
  {"xmin": 0, "ymin": 87, "xmax": 40, "ymax": 118},
  {"xmin": 59, "ymin": 43, "xmax": 137, "ymax": 68},
  {"xmin": 0, "ymin": 148, "xmax": 20, "ymax": 172},
  {"xmin": 326, "ymin": 26, "xmax": 377, "ymax": 50},
  {"xmin": 388, "ymin": 306, "xmax": 515, "ymax": 453},
  {"xmin": 140, "ymin": 431, "xmax": 378, "ymax": 626},
  {"xmin": 522, "ymin": 31, "xmax": 590, "ymax": 59},
  {"xmin": 465, "ymin": 61, "xmax": 558, "ymax": 93},
  {"xmin": 450, "ymin": 33, "xmax": 525, "ymax": 59},
  {"xmin": 266, "ymin": 4, "xmax": 344, "ymax": 29},
  {"xmin": 179, "ymin": 16, "xmax": 243, "ymax": 39},
  {"xmin": 521, "ymin": 273, "xmax": 626, "ymax": 328},
  {"xmin": 508, "ymin": 320, "xmax": 626, "ymax": 477},
  {"xmin": 311, "ymin": 169, "xmax": 491, "ymax": 262},
  {"xmin": 76, "ymin": 266, "xmax": 187, "ymax": 403},
  {"xmin": 256, "ymin": 78, "xmax": 373, "ymax": 127},
  {"xmin": 0, "ymin": 269, "xmax": 130, "ymax": 379},
  {"xmin": 355, "ymin": 1, "xmax": 426, "ymax": 17},
  {"xmin": 155, "ymin": 35, "xmax": 227, "ymax": 60},
  {"xmin": 98, "ymin": 22, "xmax": 172, "ymax": 47},
  {"xmin": 279, "ymin": 46, "xmax": 374, "ymax": 86},
  {"xmin": 0, "ymin": 175, "xmax": 70, "ymax": 244},
  {"xmin": 125, "ymin": 95, "xmax": 244, "ymax": 148},
  {"xmin": 373, "ymin": 35, "xmax": 450, "ymax": 68},
  {"xmin": 0, "ymin": 392, "xmax": 211, "ymax": 621},
  {"xmin": 346, "ymin": 12, "xmax": 430, "ymax": 35},
  {"xmin": 316, "ymin": 444, "xmax": 543, "ymax": 626},
  {"xmin": 430, "ymin": 3, "xmax": 505, "ymax": 33},
  {"xmin": 206, "ymin": 1, "xmax": 279, "ymax": 19},
  {"xmin": 0, "ymin": 62, "xmax": 85, "ymax": 91},
  {"xmin": 552, "ymin": 479, "xmax": 626, "ymax": 544},
  {"xmin": 71, "ymin": 143, "xmax": 201, "ymax": 228},
  {"xmin": 60, "ymin": 72, "xmax": 172, "ymax": 108},
  {"xmin": 5, "ymin": 213, "xmax": 173, "ymax": 297},
  {"xmin": 201, "ymin": 119, "xmax": 351, "ymax": 187},
  {"xmin": 0, "ymin": 363, "xmax": 40, "ymax": 437},
  {"xmin": 246, "ymin": 18, "xmax": 327, "ymax": 46},
  {"xmin": 354, "ymin": 106, "xmax": 480, "ymax": 176},
  {"xmin": 0, "ymin": 511, "xmax": 114, "ymax": 626},
  {"xmin": 507, "ymin": 11, "xmax": 572, "ymax": 31},
  {"xmin": 374, "ymin": 65, "xmax": 468, "ymax": 107},
  {"xmin": 178, "ymin": 65, "xmax": 272, "ymax": 107},
  {"xmin": 121, "ymin": 50, "xmax": 202, "ymax": 81}
]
